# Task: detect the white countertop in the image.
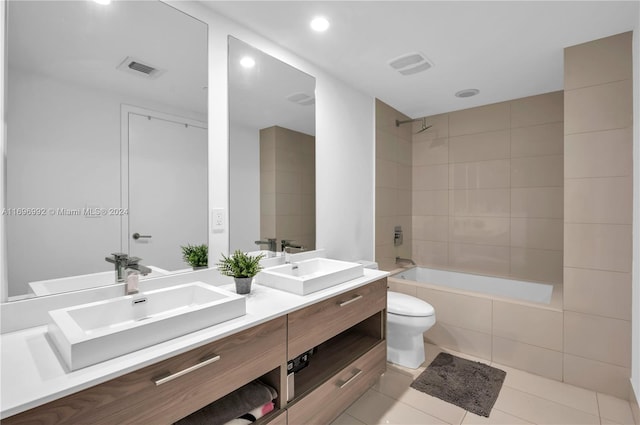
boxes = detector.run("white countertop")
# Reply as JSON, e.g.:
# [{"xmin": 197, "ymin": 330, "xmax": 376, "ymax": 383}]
[{"xmin": 0, "ymin": 269, "xmax": 388, "ymax": 419}]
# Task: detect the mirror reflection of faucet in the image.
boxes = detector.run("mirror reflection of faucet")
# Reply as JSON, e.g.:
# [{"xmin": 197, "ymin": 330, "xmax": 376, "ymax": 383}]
[
  {"xmin": 254, "ymin": 238, "xmax": 277, "ymax": 257},
  {"xmin": 281, "ymin": 240, "xmax": 304, "ymax": 264},
  {"xmin": 105, "ymin": 253, "xmax": 152, "ymax": 295}
]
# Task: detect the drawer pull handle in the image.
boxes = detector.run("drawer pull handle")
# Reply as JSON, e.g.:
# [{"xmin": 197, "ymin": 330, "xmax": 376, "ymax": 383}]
[
  {"xmin": 153, "ymin": 354, "xmax": 221, "ymax": 386},
  {"xmin": 339, "ymin": 369, "xmax": 363, "ymax": 389},
  {"xmin": 339, "ymin": 295, "xmax": 363, "ymax": 307}
]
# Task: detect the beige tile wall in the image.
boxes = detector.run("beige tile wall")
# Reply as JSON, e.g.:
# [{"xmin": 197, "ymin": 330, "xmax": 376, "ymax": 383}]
[
  {"xmin": 563, "ymin": 31, "xmax": 633, "ymax": 399},
  {"xmin": 375, "ymin": 99, "xmax": 412, "ymax": 270},
  {"xmin": 376, "ymin": 31, "xmax": 633, "ymax": 400},
  {"xmin": 260, "ymin": 126, "xmax": 315, "ymax": 251},
  {"xmin": 410, "ymin": 91, "xmax": 564, "ymax": 283}
]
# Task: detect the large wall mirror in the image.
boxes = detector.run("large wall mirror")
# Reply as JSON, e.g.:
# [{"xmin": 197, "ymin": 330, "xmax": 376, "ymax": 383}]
[
  {"xmin": 228, "ymin": 37, "xmax": 316, "ymax": 255},
  {"xmin": 4, "ymin": 1, "xmax": 208, "ymax": 300}
]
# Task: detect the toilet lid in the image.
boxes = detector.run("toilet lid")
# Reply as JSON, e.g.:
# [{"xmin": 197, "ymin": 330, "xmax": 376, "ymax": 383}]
[{"xmin": 387, "ymin": 291, "xmax": 435, "ymax": 317}]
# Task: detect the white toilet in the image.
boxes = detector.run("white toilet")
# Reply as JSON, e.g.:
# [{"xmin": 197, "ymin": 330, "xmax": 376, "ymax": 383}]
[{"xmin": 387, "ymin": 291, "xmax": 436, "ymax": 369}]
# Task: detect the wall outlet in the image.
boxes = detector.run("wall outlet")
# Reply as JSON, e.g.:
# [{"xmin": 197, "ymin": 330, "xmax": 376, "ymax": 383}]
[{"xmin": 211, "ymin": 208, "xmax": 225, "ymax": 233}]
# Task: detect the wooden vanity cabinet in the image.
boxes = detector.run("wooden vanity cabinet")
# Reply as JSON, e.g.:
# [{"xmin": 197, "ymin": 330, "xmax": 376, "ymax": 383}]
[
  {"xmin": 286, "ymin": 278, "xmax": 387, "ymax": 424},
  {"xmin": 287, "ymin": 343, "xmax": 385, "ymax": 425},
  {"xmin": 4, "ymin": 277, "xmax": 387, "ymax": 425},
  {"xmin": 288, "ymin": 278, "xmax": 387, "ymax": 358},
  {"xmin": 3, "ymin": 317, "xmax": 286, "ymax": 425}
]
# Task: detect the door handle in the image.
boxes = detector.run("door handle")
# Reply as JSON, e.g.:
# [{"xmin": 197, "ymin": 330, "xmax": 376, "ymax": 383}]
[{"xmin": 132, "ymin": 232, "xmax": 152, "ymax": 240}]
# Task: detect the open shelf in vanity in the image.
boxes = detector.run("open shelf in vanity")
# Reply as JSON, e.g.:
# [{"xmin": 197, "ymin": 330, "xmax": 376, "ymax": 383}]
[
  {"xmin": 290, "ymin": 313, "xmax": 384, "ymax": 402},
  {"xmin": 284, "ymin": 278, "xmax": 387, "ymax": 425},
  {"xmin": 172, "ymin": 277, "xmax": 387, "ymax": 425}
]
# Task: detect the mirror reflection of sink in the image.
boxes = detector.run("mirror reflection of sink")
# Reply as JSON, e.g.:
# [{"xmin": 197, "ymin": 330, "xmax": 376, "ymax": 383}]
[
  {"xmin": 256, "ymin": 258, "xmax": 364, "ymax": 295},
  {"xmin": 47, "ymin": 282, "xmax": 246, "ymax": 370},
  {"xmin": 28, "ymin": 266, "xmax": 171, "ymax": 296}
]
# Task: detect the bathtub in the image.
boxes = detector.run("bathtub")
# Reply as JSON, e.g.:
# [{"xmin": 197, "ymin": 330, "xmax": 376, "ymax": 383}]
[
  {"xmin": 388, "ymin": 266, "xmax": 565, "ymax": 381},
  {"xmin": 391, "ymin": 267, "xmax": 553, "ymax": 305}
]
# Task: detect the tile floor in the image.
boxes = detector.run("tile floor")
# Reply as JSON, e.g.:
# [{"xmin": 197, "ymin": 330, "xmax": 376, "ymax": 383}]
[{"xmin": 330, "ymin": 344, "xmax": 636, "ymax": 425}]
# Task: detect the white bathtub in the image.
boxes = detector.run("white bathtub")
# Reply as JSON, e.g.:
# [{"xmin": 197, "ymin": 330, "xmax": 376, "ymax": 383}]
[{"xmin": 391, "ymin": 267, "xmax": 553, "ymax": 305}]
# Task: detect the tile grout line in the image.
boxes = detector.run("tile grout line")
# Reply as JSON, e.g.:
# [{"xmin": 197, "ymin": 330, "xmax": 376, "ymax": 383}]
[
  {"xmin": 364, "ymin": 387, "xmax": 456, "ymax": 425},
  {"xmin": 368, "ymin": 384, "xmax": 459, "ymax": 425},
  {"xmin": 595, "ymin": 392, "xmax": 602, "ymax": 425},
  {"xmin": 500, "ymin": 383, "xmax": 602, "ymax": 421}
]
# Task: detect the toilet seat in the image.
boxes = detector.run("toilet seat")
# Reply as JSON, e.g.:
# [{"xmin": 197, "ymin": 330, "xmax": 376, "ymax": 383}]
[{"xmin": 388, "ymin": 291, "xmax": 435, "ymax": 317}]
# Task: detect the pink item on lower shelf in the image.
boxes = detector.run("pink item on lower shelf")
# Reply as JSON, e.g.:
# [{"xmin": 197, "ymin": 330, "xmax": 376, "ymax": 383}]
[
  {"xmin": 243, "ymin": 402, "xmax": 274, "ymax": 421},
  {"xmin": 261, "ymin": 402, "xmax": 275, "ymax": 416}
]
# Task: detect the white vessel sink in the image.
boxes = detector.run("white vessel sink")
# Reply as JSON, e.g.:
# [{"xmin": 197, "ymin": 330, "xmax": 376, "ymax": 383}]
[
  {"xmin": 256, "ymin": 258, "xmax": 364, "ymax": 295},
  {"xmin": 29, "ymin": 266, "xmax": 171, "ymax": 296},
  {"xmin": 48, "ymin": 281, "xmax": 246, "ymax": 370}
]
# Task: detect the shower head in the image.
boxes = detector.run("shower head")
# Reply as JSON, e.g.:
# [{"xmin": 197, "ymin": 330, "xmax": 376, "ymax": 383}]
[
  {"xmin": 416, "ymin": 117, "xmax": 432, "ymax": 134},
  {"xmin": 395, "ymin": 117, "xmax": 432, "ymax": 134}
]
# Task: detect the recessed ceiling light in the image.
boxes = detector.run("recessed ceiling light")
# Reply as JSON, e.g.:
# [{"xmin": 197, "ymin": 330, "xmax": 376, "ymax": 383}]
[
  {"xmin": 455, "ymin": 88, "xmax": 480, "ymax": 98},
  {"xmin": 93, "ymin": 0, "xmax": 111, "ymax": 5},
  {"xmin": 240, "ymin": 57, "xmax": 256, "ymax": 69},
  {"xmin": 310, "ymin": 16, "xmax": 330, "ymax": 32}
]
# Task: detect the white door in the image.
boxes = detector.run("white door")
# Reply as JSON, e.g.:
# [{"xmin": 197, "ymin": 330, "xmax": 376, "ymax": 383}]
[{"xmin": 128, "ymin": 112, "xmax": 207, "ymax": 271}]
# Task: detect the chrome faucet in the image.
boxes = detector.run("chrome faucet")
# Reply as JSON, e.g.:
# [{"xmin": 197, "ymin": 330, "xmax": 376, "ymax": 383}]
[
  {"xmin": 105, "ymin": 253, "xmax": 152, "ymax": 294},
  {"xmin": 254, "ymin": 238, "xmax": 277, "ymax": 256},
  {"xmin": 281, "ymin": 240, "xmax": 304, "ymax": 264}
]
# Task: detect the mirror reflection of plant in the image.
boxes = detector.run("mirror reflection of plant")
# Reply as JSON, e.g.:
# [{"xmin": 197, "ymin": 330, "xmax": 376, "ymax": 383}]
[
  {"xmin": 181, "ymin": 244, "xmax": 208, "ymax": 268},
  {"xmin": 216, "ymin": 250, "xmax": 265, "ymax": 278}
]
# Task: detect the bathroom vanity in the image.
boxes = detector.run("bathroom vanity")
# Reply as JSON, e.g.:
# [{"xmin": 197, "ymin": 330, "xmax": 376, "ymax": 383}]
[{"xmin": 0, "ymin": 271, "xmax": 387, "ymax": 424}]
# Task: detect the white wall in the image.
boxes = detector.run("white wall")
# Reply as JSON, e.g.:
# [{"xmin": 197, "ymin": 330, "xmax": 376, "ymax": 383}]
[
  {"xmin": 5, "ymin": 69, "xmax": 205, "ymax": 297},
  {"xmin": 169, "ymin": 1, "xmax": 376, "ymax": 265},
  {"xmin": 1, "ymin": 0, "xmax": 7, "ymax": 302},
  {"xmin": 229, "ymin": 123, "xmax": 260, "ymax": 253},
  {"xmin": 6, "ymin": 70, "xmax": 120, "ymax": 296},
  {"xmin": 316, "ymin": 79, "xmax": 375, "ymax": 262}
]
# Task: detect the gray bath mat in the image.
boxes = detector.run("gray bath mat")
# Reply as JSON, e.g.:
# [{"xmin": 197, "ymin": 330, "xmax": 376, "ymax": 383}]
[{"xmin": 410, "ymin": 352, "xmax": 506, "ymax": 417}]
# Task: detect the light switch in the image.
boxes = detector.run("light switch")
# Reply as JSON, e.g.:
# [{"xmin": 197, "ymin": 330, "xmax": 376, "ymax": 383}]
[{"xmin": 212, "ymin": 208, "xmax": 225, "ymax": 233}]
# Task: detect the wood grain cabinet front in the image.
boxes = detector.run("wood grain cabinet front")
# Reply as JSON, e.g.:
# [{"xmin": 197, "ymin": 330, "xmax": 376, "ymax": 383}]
[
  {"xmin": 287, "ymin": 278, "xmax": 387, "ymax": 359},
  {"xmin": 3, "ymin": 317, "xmax": 286, "ymax": 425},
  {"xmin": 287, "ymin": 342, "xmax": 386, "ymax": 425},
  {"xmin": 261, "ymin": 410, "xmax": 287, "ymax": 425},
  {"xmin": 4, "ymin": 277, "xmax": 388, "ymax": 425}
]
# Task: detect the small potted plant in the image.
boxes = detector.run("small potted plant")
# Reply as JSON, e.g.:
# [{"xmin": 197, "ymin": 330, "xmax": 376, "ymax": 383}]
[
  {"xmin": 216, "ymin": 250, "xmax": 265, "ymax": 294},
  {"xmin": 181, "ymin": 244, "xmax": 208, "ymax": 269}
]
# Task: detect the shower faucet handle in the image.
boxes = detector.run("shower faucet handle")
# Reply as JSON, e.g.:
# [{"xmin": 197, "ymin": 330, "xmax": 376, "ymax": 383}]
[{"xmin": 394, "ymin": 226, "xmax": 403, "ymax": 246}]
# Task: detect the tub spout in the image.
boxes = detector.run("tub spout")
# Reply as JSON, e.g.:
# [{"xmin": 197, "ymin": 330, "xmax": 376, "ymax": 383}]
[{"xmin": 395, "ymin": 256, "xmax": 416, "ymax": 266}]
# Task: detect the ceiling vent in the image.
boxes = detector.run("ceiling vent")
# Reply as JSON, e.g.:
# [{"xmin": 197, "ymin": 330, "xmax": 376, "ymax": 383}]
[
  {"xmin": 388, "ymin": 52, "xmax": 434, "ymax": 76},
  {"xmin": 117, "ymin": 56, "xmax": 165, "ymax": 79},
  {"xmin": 286, "ymin": 92, "xmax": 315, "ymax": 106}
]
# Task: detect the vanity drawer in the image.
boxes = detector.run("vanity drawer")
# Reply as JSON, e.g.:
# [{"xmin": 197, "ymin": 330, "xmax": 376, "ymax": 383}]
[
  {"xmin": 288, "ymin": 278, "xmax": 387, "ymax": 358},
  {"xmin": 287, "ymin": 341, "xmax": 386, "ymax": 425},
  {"xmin": 4, "ymin": 317, "xmax": 286, "ymax": 425}
]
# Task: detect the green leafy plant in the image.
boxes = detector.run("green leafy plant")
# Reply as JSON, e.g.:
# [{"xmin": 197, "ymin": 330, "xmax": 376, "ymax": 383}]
[
  {"xmin": 216, "ymin": 250, "xmax": 265, "ymax": 278},
  {"xmin": 181, "ymin": 244, "xmax": 208, "ymax": 268}
]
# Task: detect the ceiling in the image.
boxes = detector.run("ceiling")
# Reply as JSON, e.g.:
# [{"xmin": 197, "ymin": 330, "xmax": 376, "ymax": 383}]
[
  {"xmin": 229, "ymin": 36, "xmax": 316, "ymax": 135},
  {"xmin": 203, "ymin": 1, "xmax": 638, "ymax": 118},
  {"xmin": 8, "ymin": 0, "xmax": 207, "ymax": 117}
]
